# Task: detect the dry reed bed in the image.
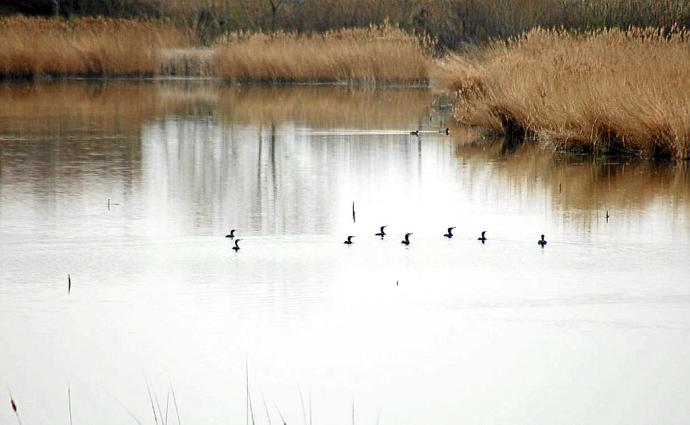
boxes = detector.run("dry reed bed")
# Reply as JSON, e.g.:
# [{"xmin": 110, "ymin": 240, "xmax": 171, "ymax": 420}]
[
  {"xmin": 433, "ymin": 28, "xmax": 690, "ymax": 159},
  {"xmin": 211, "ymin": 27, "xmax": 430, "ymax": 84},
  {"xmin": 0, "ymin": 16, "xmax": 191, "ymax": 78},
  {"xmin": 0, "ymin": 17, "xmax": 430, "ymax": 84}
]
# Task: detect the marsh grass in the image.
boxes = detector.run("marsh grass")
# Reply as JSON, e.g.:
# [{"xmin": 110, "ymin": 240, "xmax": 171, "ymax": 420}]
[
  {"xmin": 433, "ymin": 27, "xmax": 690, "ymax": 159},
  {"xmin": 0, "ymin": 17, "xmax": 429, "ymax": 84},
  {"xmin": 0, "ymin": 16, "xmax": 191, "ymax": 78},
  {"xmin": 211, "ymin": 26, "xmax": 430, "ymax": 84}
]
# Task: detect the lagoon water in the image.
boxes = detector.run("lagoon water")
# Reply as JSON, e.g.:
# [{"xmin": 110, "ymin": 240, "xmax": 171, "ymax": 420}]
[{"xmin": 1, "ymin": 82, "xmax": 690, "ymax": 425}]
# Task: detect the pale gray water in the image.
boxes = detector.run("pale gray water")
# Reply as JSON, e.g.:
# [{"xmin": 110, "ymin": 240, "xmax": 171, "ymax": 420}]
[{"xmin": 1, "ymin": 82, "xmax": 690, "ymax": 425}]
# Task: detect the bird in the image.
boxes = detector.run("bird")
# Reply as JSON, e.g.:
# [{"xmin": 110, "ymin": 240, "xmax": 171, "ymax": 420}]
[
  {"xmin": 410, "ymin": 130, "xmax": 420, "ymax": 136},
  {"xmin": 375, "ymin": 225, "xmax": 387, "ymax": 238},
  {"xmin": 478, "ymin": 231, "xmax": 487, "ymax": 243},
  {"xmin": 401, "ymin": 233, "xmax": 413, "ymax": 246},
  {"xmin": 344, "ymin": 235, "xmax": 355, "ymax": 244},
  {"xmin": 444, "ymin": 227, "xmax": 456, "ymax": 238},
  {"xmin": 232, "ymin": 239, "xmax": 241, "ymax": 252},
  {"xmin": 538, "ymin": 234, "xmax": 547, "ymax": 247},
  {"xmin": 440, "ymin": 127, "xmax": 450, "ymax": 135},
  {"xmin": 225, "ymin": 229, "xmax": 237, "ymax": 239}
]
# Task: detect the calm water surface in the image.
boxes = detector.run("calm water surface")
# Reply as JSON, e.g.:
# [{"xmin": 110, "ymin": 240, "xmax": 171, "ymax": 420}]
[{"xmin": 1, "ymin": 82, "xmax": 690, "ymax": 425}]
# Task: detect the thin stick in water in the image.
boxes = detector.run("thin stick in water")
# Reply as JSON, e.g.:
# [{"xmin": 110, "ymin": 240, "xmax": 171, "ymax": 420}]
[
  {"xmin": 153, "ymin": 391, "xmax": 164, "ymax": 425},
  {"xmin": 246, "ymin": 358, "xmax": 256, "ymax": 425},
  {"xmin": 164, "ymin": 388, "xmax": 170, "ymax": 425},
  {"xmin": 273, "ymin": 401, "xmax": 287, "ymax": 425},
  {"xmin": 145, "ymin": 382, "xmax": 159, "ymax": 425},
  {"xmin": 7, "ymin": 387, "xmax": 22, "ymax": 425},
  {"xmin": 170, "ymin": 383, "xmax": 182, "ymax": 425},
  {"xmin": 261, "ymin": 394, "xmax": 272, "ymax": 425},
  {"xmin": 68, "ymin": 384, "xmax": 73, "ymax": 425},
  {"xmin": 103, "ymin": 389, "xmax": 143, "ymax": 425},
  {"xmin": 298, "ymin": 388, "xmax": 307, "ymax": 425}
]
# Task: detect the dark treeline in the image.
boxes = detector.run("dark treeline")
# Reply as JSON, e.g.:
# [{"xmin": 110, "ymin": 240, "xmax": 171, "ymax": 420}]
[{"xmin": 3, "ymin": 0, "xmax": 690, "ymax": 47}]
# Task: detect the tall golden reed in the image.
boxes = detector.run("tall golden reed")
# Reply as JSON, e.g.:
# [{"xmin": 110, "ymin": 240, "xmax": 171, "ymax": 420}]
[
  {"xmin": 0, "ymin": 17, "xmax": 429, "ymax": 84},
  {"xmin": 212, "ymin": 26, "xmax": 430, "ymax": 84},
  {"xmin": 433, "ymin": 27, "xmax": 690, "ymax": 159},
  {"xmin": 0, "ymin": 16, "xmax": 191, "ymax": 78}
]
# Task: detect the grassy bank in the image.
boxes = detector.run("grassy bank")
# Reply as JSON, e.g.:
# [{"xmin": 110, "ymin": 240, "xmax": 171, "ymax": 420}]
[
  {"xmin": 433, "ymin": 28, "xmax": 690, "ymax": 159},
  {"xmin": 0, "ymin": 16, "xmax": 429, "ymax": 84},
  {"xmin": 0, "ymin": 16, "xmax": 191, "ymax": 78}
]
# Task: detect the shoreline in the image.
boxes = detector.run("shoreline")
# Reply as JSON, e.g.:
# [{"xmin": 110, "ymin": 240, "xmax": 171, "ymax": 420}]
[
  {"xmin": 3, "ymin": 17, "xmax": 690, "ymax": 160},
  {"xmin": 432, "ymin": 28, "xmax": 690, "ymax": 161}
]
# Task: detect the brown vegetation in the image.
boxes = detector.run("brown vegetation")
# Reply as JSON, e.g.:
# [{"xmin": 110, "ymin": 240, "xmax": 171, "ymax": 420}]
[
  {"xmin": 212, "ymin": 26, "xmax": 429, "ymax": 84},
  {"xmin": 433, "ymin": 28, "xmax": 690, "ymax": 159},
  {"xmin": 0, "ymin": 16, "xmax": 190, "ymax": 78},
  {"xmin": 0, "ymin": 17, "xmax": 429, "ymax": 84},
  {"xmin": 5, "ymin": 0, "xmax": 690, "ymax": 49}
]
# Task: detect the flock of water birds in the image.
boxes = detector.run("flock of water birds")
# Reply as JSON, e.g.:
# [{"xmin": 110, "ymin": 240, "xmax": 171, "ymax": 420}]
[
  {"xmin": 224, "ymin": 224, "xmax": 549, "ymax": 251},
  {"xmin": 222, "ymin": 196, "xmax": 561, "ymax": 251}
]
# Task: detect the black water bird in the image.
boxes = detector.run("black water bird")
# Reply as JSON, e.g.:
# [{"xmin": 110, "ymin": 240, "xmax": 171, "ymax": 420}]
[
  {"xmin": 478, "ymin": 231, "xmax": 487, "ymax": 243},
  {"xmin": 401, "ymin": 233, "xmax": 413, "ymax": 246},
  {"xmin": 538, "ymin": 234, "xmax": 547, "ymax": 247},
  {"xmin": 375, "ymin": 225, "xmax": 387, "ymax": 238},
  {"xmin": 444, "ymin": 227, "xmax": 456, "ymax": 238},
  {"xmin": 225, "ymin": 229, "xmax": 237, "ymax": 239},
  {"xmin": 410, "ymin": 130, "xmax": 420, "ymax": 136},
  {"xmin": 344, "ymin": 235, "xmax": 355, "ymax": 245},
  {"xmin": 233, "ymin": 239, "xmax": 241, "ymax": 252}
]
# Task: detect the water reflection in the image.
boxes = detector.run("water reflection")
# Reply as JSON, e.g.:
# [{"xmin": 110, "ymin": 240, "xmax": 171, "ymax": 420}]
[
  {"xmin": 454, "ymin": 139, "xmax": 690, "ymax": 237},
  {"xmin": 1, "ymin": 82, "xmax": 690, "ymax": 425}
]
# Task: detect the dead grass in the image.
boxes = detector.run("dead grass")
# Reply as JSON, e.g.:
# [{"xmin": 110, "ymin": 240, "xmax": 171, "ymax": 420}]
[
  {"xmin": 0, "ymin": 17, "xmax": 430, "ymax": 84},
  {"xmin": 0, "ymin": 16, "xmax": 191, "ymax": 78},
  {"xmin": 211, "ymin": 26, "xmax": 430, "ymax": 84},
  {"xmin": 432, "ymin": 27, "xmax": 690, "ymax": 159}
]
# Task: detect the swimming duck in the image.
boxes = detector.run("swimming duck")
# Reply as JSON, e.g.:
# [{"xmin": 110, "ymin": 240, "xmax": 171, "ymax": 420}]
[
  {"xmin": 344, "ymin": 235, "xmax": 355, "ymax": 245},
  {"xmin": 478, "ymin": 231, "xmax": 487, "ymax": 243},
  {"xmin": 538, "ymin": 234, "xmax": 547, "ymax": 247},
  {"xmin": 444, "ymin": 227, "xmax": 456, "ymax": 238},
  {"xmin": 225, "ymin": 229, "xmax": 237, "ymax": 239},
  {"xmin": 232, "ymin": 239, "xmax": 241, "ymax": 252},
  {"xmin": 375, "ymin": 225, "xmax": 387, "ymax": 238},
  {"xmin": 401, "ymin": 233, "xmax": 413, "ymax": 246}
]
